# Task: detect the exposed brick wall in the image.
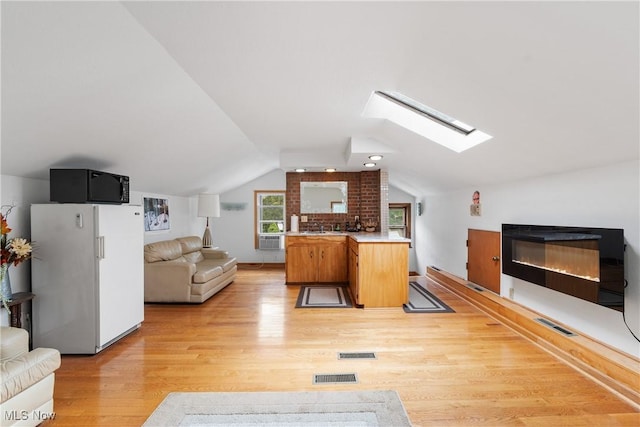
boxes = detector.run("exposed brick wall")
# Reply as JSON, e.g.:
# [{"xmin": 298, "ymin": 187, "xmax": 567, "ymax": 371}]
[{"xmin": 285, "ymin": 170, "xmax": 381, "ymax": 232}]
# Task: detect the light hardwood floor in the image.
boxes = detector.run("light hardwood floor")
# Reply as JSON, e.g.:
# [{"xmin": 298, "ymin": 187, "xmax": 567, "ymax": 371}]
[{"xmin": 48, "ymin": 266, "xmax": 638, "ymax": 426}]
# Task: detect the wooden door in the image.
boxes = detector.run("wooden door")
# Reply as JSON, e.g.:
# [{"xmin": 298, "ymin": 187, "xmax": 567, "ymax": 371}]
[{"xmin": 467, "ymin": 229, "xmax": 501, "ymax": 294}]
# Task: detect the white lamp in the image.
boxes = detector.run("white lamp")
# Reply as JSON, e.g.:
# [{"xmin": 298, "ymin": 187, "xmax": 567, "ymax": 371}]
[{"xmin": 197, "ymin": 194, "xmax": 220, "ymax": 248}]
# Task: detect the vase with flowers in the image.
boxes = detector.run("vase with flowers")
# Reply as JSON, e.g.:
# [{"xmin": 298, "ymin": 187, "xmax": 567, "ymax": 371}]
[{"xmin": 1, "ymin": 205, "xmax": 33, "ymax": 310}]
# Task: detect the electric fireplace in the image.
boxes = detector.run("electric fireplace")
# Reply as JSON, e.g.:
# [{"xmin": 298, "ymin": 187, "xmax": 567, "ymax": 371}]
[{"xmin": 502, "ymin": 224, "xmax": 625, "ymax": 312}]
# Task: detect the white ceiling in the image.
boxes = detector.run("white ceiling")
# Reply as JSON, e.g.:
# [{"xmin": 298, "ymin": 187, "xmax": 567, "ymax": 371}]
[{"xmin": 2, "ymin": 1, "xmax": 638, "ymax": 197}]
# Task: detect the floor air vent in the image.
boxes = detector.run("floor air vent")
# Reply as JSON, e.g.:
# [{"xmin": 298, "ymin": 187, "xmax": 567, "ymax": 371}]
[
  {"xmin": 466, "ymin": 282, "xmax": 484, "ymax": 292},
  {"xmin": 313, "ymin": 373, "xmax": 358, "ymax": 384},
  {"xmin": 338, "ymin": 352, "xmax": 377, "ymax": 360},
  {"xmin": 535, "ymin": 318, "xmax": 577, "ymax": 337}
]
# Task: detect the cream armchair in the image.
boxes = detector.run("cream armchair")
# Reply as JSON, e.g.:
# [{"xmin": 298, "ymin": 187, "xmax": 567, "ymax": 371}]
[{"xmin": 0, "ymin": 327, "xmax": 61, "ymax": 426}]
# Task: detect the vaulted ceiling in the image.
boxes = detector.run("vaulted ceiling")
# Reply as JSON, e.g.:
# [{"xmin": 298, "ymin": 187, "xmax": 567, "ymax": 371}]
[{"xmin": 2, "ymin": 1, "xmax": 638, "ymax": 198}]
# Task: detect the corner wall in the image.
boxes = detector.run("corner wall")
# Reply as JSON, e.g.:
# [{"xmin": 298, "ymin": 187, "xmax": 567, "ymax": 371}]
[
  {"xmin": 213, "ymin": 169, "xmax": 287, "ymax": 264},
  {"xmin": 415, "ymin": 160, "xmax": 639, "ymax": 356},
  {"xmin": 0, "ymin": 175, "xmax": 49, "ymax": 327}
]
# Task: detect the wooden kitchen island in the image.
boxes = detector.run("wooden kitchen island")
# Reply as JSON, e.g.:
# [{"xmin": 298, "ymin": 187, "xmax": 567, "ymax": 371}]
[{"xmin": 285, "ymin": 232, "xmax": 410, "ymax": 308}]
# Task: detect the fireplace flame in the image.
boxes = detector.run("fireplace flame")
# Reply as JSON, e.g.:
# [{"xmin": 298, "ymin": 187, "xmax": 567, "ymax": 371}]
[{"xmin": 512, "ymin": 260, "xmax": 600, "ymax": 282}]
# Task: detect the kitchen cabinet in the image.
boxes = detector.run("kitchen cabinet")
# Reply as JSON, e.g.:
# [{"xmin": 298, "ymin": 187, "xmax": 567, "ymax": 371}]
[
  {"xmin": 285, "ymin": 235, "xmax": 348, "ymax": 283},
  {"xmin": 348, "ymin": 238, "xmax": 359, "ymax": 302},
  {"xmin": 348, "ymin": 238, "xmax": 409, "ymax": 308}
]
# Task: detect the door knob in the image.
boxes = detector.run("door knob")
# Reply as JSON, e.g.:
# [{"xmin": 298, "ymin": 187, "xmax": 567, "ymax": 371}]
[{"xmin": 492, "ymin": 256, "xmax": 500, "ymax": 261}]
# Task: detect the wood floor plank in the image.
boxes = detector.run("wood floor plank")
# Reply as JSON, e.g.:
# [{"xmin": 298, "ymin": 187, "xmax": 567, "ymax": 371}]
[{"xmin": 44, "ymin": 267, "xmax": 638, "ymax": 426}]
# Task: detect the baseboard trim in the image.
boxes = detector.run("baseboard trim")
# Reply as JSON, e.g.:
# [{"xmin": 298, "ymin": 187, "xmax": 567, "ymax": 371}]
[
  {"xmin": 238, "ymin": 262, "xmax": 285, "ymax": 269},
  {"xmin": 426, "ymin": 266, "xmax": 640, "ymax": 408}
]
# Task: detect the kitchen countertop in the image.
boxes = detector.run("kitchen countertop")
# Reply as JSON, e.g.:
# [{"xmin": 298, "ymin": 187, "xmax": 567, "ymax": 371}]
[{"xmin": 286, "ymin": 231, "xmax": 410, "ymax": 243}]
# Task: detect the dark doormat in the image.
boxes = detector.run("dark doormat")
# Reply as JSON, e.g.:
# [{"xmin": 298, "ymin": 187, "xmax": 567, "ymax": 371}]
[
  {"xmin": 404, "ymin": 282, "xmax": 454, "ymax": 313},
  {"xmin": 295, "ymin": 285, "xmax": 353, "ymax": 308}
]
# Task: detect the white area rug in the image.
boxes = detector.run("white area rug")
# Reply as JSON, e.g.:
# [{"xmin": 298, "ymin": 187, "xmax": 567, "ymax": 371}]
[
  {"xmin": 295, "ymin": 285, "xmax": 353, "ymax": 308},
  {"xmin": 143, "ymin": 390, "xmax": 411, "ymax": 426}
]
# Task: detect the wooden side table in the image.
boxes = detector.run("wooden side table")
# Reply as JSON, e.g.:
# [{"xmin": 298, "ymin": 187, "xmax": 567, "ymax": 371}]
[{"xmin": 6, "ymin": 292, "xmax": 35, "ymax": 328}]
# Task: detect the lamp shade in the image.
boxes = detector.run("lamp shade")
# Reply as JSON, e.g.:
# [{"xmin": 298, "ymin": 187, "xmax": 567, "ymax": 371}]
[{"xmin": 197, "ymin": 194, "xmax": 220, "ymax": 218}]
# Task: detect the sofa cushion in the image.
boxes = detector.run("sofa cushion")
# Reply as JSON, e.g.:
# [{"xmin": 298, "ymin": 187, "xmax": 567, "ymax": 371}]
[
  {"xmin": 183, "ymin": 251, "xmax": 205, "ymax": 264},
  {"xmin": 193, "ymin": 265, "xmax": 223, "ymax": 284},
  {"xmin": 176, "ymin": 236, "xmax": 203, "ymax": 254},
  {"xmin": 217, "ymin": 257, "xmax": 237, "ymax": 273},
  {"xmin": 144, "ymin": 240, "xmax": 183, "ymax": 263}
]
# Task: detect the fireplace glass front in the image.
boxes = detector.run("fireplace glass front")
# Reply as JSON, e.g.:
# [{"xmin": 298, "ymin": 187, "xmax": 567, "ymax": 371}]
[{"xmin": 502, "ymin": 225, "xmax": 625, "ymax": 312}]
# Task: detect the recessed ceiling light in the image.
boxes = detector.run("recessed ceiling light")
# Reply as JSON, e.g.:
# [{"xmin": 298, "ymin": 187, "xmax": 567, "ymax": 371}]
[
  {"xmin": 325, "ymin": 168, "xmax": 336, "ymax": 172},
  {"xmin": 368, "ymin": 155, "xmax": 383, "ymax": 161},
  {"xmin": 295, "ymin": 168, "xmax": 306, "ymax": 173},
  {"xmin": 363, "ymin": 162, "xmax": 376, "ymax": 168}
]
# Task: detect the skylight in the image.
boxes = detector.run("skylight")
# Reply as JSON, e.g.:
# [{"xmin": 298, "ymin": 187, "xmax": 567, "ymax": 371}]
[{"xmin": 362, "ymin": 91, "xmax": 492, "ymax": 153}]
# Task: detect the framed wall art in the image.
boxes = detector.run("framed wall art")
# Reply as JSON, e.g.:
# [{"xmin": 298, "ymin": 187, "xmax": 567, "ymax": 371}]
[
  {"xmin": 470, "ymin": 190, "xmax": 481, "ymax": 216},
  {"xmin": 144, "ymin": 197, "xmax": 170, "ymax": 231}
]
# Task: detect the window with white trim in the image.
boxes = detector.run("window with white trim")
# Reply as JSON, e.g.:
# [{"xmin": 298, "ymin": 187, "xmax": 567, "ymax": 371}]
[{"xmin": 254, "ymin": 191, "xmax": 285, "ymax": 249}]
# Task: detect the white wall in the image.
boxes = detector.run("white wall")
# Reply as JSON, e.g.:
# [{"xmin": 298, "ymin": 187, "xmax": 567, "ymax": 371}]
[
  {"xmin": 129, "ymin": 191, "xmax": 194, "ymax": 244},
  {"xmin": 213, "ymin": 169, "xmax": 287, "ymax": 264},
  {"xmin": 0, "ymin": 175, "xmax": 49, "ymax": 326},
  {"xmin": 389, "ymin": 185, "xmax": 418, "ymax": 273},
  {"xmin": 416, "ymin": 160, "xmax": 640, "ymax": 357}
]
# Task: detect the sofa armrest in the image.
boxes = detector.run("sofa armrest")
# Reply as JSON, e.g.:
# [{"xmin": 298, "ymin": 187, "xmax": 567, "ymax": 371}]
[
  {"xmin": 201, "ymin": 249, "xmax": 229, "ymax": 259},
  {"xmin": 144, "ymin": 261, "xmax": 197, "ymax": 302},
  {"xmin": 1, "ymin": 347, "xmax": 60, "ymax": 403}
]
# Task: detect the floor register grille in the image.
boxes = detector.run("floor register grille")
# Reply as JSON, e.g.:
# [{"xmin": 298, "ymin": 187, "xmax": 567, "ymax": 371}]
[
  {"xmin": 338, "ymin": 352, "xmax": 377, "ymax": 360},
  {"xmin": 535, "ymin": 318, "xmax": 577, "ymax": 337},
  {"xmin": 313, "ymin": 373, "xmax": 358, "ymax": 384}
]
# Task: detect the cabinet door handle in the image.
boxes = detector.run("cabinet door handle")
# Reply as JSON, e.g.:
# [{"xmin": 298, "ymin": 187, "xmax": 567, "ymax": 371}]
[
  {"xmin": 321, "ymin": 250, "xmax": 325, "ymax": 259},
  {"xmin": 492, "ymin": 256, "xmax": 500, "ymax": 261},
  {"xmin": 310, "ymin": 250, "xmax": 313, "ymax": 259}
]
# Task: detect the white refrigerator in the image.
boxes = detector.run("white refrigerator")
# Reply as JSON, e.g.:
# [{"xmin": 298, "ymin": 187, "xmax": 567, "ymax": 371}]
[{"xmin": 31, "ymin": 204, "xmax": 144, "ymax": 354}]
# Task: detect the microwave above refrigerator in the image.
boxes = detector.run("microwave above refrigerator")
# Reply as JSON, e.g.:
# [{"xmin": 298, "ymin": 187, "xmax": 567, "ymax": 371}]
[{"xmin": 50, "ymin": 168, "xmax": 130, "ymax": 204}]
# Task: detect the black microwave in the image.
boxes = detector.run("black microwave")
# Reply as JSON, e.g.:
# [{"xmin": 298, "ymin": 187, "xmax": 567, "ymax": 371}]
[{"xmin": 50, "ymin": 169, "xmax": 130, "ymax": 204}]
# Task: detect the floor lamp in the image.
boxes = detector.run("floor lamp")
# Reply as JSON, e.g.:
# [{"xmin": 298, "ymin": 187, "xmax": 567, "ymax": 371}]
[{"xmin": 197, "ymin": 194, "xmax": 220, "ymax": 248}]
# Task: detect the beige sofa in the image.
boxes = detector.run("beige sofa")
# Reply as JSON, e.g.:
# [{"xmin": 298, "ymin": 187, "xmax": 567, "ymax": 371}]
[
  {"xmin": 0, "ymin": 327, "xmax": 61, "ymax": 426},
  {"xmin": 144, "ymin": 236, "xmax": 237, "ymax": 303}
]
